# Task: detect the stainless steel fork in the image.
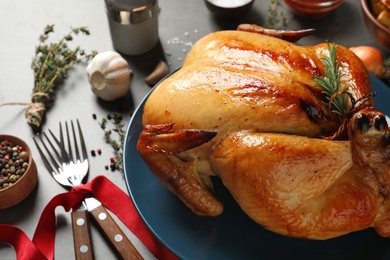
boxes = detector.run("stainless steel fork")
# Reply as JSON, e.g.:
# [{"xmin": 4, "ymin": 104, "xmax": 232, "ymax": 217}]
[
  {"xmin": 34, "ymin": 120, "xmax": 94, "ymax": 260},
  {"xmin": 34, "ymin": 120, "xmax": 144, "ymax": 260},
  {"xmin": 35, "ymin": 120, "xmax": 88, "ymax": 187}
]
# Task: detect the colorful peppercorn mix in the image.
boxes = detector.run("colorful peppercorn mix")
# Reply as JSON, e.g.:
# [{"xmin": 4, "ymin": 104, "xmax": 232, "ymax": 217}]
[{"xmin": 0, "ymin": 139, "xmax": 29, "ymax": 189}]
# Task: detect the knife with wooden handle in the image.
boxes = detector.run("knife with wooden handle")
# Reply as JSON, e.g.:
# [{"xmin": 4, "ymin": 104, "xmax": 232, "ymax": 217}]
[
  {"xmin": 71, "ymin": 203, "xmax": 95, "ymax": 260},
  {"xmin": 85, "ymin": 197, "xmax": 144, "ymax": 260}
]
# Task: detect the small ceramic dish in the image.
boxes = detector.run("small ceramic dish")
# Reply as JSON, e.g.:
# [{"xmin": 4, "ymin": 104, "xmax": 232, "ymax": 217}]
[
  {"xmin": 284, "ymin": 0, "xmax": 344, "ymax": 19},
  {"xmin": 361, "ymin": 0, "xmax": 390, "ymax": 52},
  {"xmin": 204, "ymin": 0, "xmax": 254, "ymax": 18},
  {"xmin": 0, "ymin": 135, "xmax": 37, "ymax": 210}
]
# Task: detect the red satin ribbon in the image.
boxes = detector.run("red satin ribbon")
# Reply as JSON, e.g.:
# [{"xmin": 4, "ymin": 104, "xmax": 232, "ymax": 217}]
[{"xmin": 0, "ymin": 175, "xmax": 178, "ymax": 260}]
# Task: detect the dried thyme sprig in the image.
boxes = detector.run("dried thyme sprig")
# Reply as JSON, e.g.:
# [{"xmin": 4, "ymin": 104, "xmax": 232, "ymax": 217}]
[
  {"xmin": 0, "ymin": 25, "xmax": 97, "ymax": 129},
  {"xmin": 384, "ymin": 57, "xmax": 390, "ymax": 85},
  {"xmin": 385, "ymin": 57, "xmax": 390, "ymax": 67},
  {"xmin": 314, "ymin": 42, "xmax": 347, "ymax": 121},
  {"xmin": 28, "ymin": 25, "xmax": 97, "ymax": 128},
  {"xmin": 266, "ymin": 0, "xmax": 287, "ymax": 28},
  {"xmin": 98, "ymin": 112, "xmax": 126, "ymax": 172}
]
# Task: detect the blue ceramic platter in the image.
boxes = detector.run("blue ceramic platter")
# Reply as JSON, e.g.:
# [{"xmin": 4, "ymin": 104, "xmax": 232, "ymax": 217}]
[{"xmin": 123, "ymin": 74, "xmax": 390, "ymax": 260}]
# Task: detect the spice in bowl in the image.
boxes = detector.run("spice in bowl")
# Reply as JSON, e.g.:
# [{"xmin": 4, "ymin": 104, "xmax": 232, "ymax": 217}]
[
  {"xmin": 0, "ymin": 139, "xmax": 30, "ymax": 189},
  {"xmin": 0, "ymin": 135, "xmax": 37, "ymax": 209}
]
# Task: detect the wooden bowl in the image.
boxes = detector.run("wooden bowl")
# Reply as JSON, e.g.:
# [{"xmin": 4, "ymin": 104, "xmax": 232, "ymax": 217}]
[
  {"xmin": 204, "ymin": 0, "xmax": 254, "ymax": 18},
  {"xmin": 284, "ymin": 0, "xmax": 344, "ymax": 19},
  {"xmin": 361, "ymin": 0, "xmax": 390, "ymax": 53},
  {"xmin": 0, "ymin": 135, "xmax": 38, "ymax": 210}
]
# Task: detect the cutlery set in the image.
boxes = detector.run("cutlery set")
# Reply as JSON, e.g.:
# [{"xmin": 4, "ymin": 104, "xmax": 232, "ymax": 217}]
[{"xmin": 33, "ymin": 120, "xmax": 143, "ymax": 260}]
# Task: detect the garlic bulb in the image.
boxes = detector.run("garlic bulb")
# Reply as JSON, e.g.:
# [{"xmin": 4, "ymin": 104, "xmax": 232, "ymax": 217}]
[{"xmin": 86, "ymin": 51, "xmax": 132, "ymax": 101}]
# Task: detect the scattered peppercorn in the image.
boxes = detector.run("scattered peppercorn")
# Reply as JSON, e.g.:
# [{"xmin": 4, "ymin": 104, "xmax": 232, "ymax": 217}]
[
  {"xmin": 0, "ymin": 139, "xmax": 29, "ymax": 189},
  {"xmin": 91, "ymin": 150, "xmax": 96, "ymax": 157},
  {"xmin": 92, "ymin": 114, "xmax": 97, "ymax": 120},
  {"xmin": 110, "ymin": 163, "xmax": 116, "ymax": 171},
  {"xmin": 105, "ymin": 164, "xmax": 109, "ymax": 170},
  {"xmin": 97, "ymin": 149, "xmax": 102, "ymax": 155}
]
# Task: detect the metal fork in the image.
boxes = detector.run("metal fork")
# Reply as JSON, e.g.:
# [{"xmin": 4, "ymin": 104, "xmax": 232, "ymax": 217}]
[
  {"xmin": 35, "ymin": 120, "xmax": 88, "ymax": 187},
  {"xmin": 34, "ymin": 120, "xmax": 144, "ymax": 260},
  {"xmin": 34, "ymin": 120, "xmax": 94, "ymax": 260}
]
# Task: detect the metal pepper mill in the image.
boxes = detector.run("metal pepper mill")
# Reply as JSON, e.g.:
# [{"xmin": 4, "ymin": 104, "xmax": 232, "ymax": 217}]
[{"xmin": 105, "ymin": 0, "xmax": 160, "ymax": 55}]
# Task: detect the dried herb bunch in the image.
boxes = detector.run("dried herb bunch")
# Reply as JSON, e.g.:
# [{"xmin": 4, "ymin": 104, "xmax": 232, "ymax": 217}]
[
  {"xmin": 0, "ymin": 25, "xmax": 96, "ymax": 129},
  {"xmin": 385, "ymin": 57, "xmax": 390, "ymax": 85},
  {"xmin": 267, "ymin": 0, "xmax": 287, "ymax": 28},
  {"xmin": 99, "ymin": 112, "xmax": 126, "ymax": 172},
  {"xmin": 28, "ymin": 25, "xmax": 96, "ymax": 127}
]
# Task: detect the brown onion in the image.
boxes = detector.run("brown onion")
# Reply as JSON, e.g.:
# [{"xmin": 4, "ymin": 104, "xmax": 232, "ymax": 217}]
[{"xmin": 349, "ymin": 46, "xmax": 385, "ymax": 78}]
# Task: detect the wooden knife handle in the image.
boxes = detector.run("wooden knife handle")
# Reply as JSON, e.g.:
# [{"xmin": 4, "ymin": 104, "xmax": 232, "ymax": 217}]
[
  {"xmin": 88, "ymin": 204, "xmax": 144, "ymax": 260},
  {"xmin": 71, "ymin": 210, "xmax": 95, "ymax": 260}
]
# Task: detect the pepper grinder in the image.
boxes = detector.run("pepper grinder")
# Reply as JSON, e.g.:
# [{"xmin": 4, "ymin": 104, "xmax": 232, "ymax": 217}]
[{"xmin": 105, "ymin": 0, "xmax": 159, "ymax": 55}]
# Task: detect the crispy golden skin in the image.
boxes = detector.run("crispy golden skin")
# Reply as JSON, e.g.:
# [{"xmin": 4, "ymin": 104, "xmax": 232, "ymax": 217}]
[
  {"xmin": 210, "ymin": 132, "xmax": 379, "ymax": 239},
  {"xmin": 137, "ymin": 28, "xmax": 390, "ymax": 239}
]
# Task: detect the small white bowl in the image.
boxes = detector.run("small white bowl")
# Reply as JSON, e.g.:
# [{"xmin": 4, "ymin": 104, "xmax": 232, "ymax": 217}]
[{"xmin": 204, "ymin": 0, "xmax": 255, "ymax": 18}]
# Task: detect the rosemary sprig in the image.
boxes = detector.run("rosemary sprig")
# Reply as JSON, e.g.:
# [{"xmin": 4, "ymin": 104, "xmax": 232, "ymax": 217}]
[
  {"xmin": 98, "ymin": 112, "xmax": 126, "ymax": 172},
  {"xmin": 314, "ymin": 43, "xmax": 347, "ymax": 121}
]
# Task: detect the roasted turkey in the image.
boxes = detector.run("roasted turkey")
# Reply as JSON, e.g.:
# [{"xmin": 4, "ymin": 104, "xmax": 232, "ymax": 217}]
[{"xmin": 137, "ymin": 24, "xmax": 390, "ymax": 240}]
